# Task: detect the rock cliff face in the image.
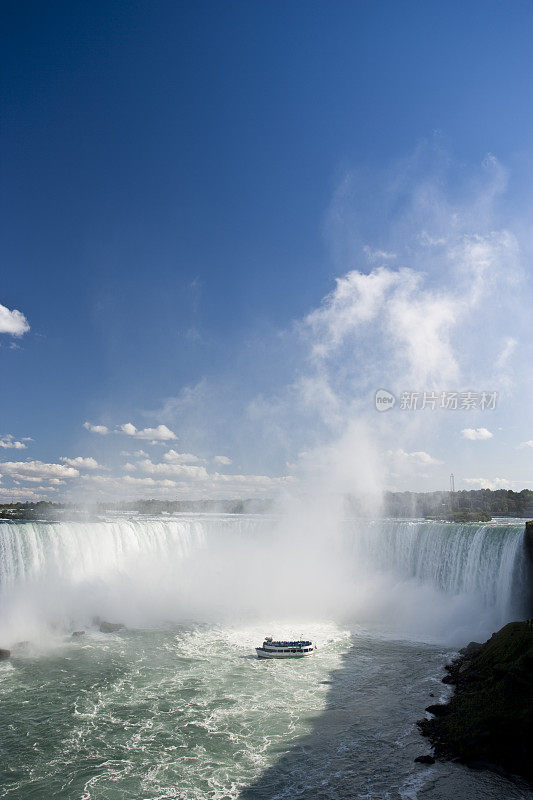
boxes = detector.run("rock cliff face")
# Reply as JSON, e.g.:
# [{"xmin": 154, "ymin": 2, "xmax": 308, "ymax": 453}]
[
  {"xmin": 525, "ymin": 520, "xmax": 533, "ymax": 554},
  {"xmin": 525, "ymin": 521, "xmax": 533, "ymax": 616},
  {"xmin": 418, "ymin": 621, "xmax": 533, "ymax": 782}
]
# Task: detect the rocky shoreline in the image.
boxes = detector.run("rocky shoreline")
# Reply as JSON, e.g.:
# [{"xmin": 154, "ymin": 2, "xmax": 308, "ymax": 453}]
[{"xmin": 417, "ymin": 621, "xmax": 533, "ymax": 782}]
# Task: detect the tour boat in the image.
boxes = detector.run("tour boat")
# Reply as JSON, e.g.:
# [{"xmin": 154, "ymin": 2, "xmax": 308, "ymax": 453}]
[{"xmin": 255, "ymin": 637, "xmax": 316, "ymax": 659}]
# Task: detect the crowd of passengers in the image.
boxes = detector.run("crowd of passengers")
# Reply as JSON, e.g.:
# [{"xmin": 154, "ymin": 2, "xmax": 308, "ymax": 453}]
[{"xmin": 265, "ymin": 641, "xmax": 312, "ymax": 647}]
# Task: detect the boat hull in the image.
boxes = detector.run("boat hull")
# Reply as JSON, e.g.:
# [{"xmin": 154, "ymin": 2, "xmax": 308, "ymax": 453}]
[{"xmin": 256, "ymin": 647, "xmax": 316, "ymax": 659}]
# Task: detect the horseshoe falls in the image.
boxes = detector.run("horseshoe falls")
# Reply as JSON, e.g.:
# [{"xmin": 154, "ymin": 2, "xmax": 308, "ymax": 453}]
[
  {"xmin": 0, "ymin": 516, "xmax": 527, "ymax": 641},
  {"xmin": 0, "ymin": 516, "xmax": 530, "ymax": 800}
]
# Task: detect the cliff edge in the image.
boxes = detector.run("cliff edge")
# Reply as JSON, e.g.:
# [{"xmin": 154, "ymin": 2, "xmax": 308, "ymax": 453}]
[{"xmin": 418, "ymin": 621, "xmax": 533, "ymax": 782}]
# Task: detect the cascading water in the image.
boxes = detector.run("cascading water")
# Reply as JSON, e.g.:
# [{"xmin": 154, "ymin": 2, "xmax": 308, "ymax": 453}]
[
  {"xmin": 0, "ymin": 517, "xmax": 207, "ymax": 589},
  {"xmin": 0, "ymin": 515, "xmax": 528, "ymax": 644},
  {"xmin": 0, "ymin": 515, "xmax": 269, "ymax": 642},
  {"xmin": 346, "ymin": 518, "xmax": 528, "ymax": 627},
  {"xmin": 1, "ymin": 515, "xmax": 531, "ymax": 800}
]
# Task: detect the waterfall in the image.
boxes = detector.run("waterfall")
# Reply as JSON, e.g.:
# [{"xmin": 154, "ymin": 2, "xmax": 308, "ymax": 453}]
[
  {"xmin": 0, "ymin": 514, "xmax": 267, "ymax": 590},
  {"xmin": 346, "ymin": 519, "xmax": 528, "ymax": 624},
  {"xmin": 0, "ymin": 515, "xmax": 528, "ymax": 643}
]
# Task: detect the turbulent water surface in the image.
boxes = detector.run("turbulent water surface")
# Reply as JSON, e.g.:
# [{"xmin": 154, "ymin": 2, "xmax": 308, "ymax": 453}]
[{"xmin": 0, "ymin": 515, "xmax": 530, "ymax": 799}]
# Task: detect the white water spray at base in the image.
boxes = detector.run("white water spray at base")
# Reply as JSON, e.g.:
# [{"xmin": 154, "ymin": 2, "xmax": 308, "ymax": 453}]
[{"xmin": 0, "ymin": 515, "xmax": 527, "ymax": 646}]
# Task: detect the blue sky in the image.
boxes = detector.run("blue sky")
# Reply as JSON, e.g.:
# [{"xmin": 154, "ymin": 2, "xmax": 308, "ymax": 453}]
[{"xmin": 2, "ymin": 1, "xmax": 533, "ymax": 501}]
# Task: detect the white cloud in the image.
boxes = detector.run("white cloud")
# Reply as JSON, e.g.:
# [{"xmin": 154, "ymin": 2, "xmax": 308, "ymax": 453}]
[
  {"xmin": 213, "ymin": 455, "xmax": 232, "ymax": 465},
  {"xmin": 0, "ymin": 460, "xmax": 79, "ymax": 479},
  {"xmin": 418, "ymin": 231, "xmax": 447, "ymax": 247},
  {"xmin": 388, "ymin": 449, "xmax": 442, "ymax": 466},
  {"xmin": 304, "ymin": 267, "xmax": 461, "ymax": 387},
  {"xmin": 123, "ymin": 476, "xmax": 158, "ymax": 487},
  {"xmin": 83, "ymin": 421, "xmax": 109, "ymax": 435},
  {"xmin": 210, "ymin": 472, "xmax": 277, "ymax": 485},
  {"xmin": 122, "ymin": 476, "xmax": 181, "ymax": 489},
  {"xmin": 0, "ymin": 435, "xmax": 27, "ymax": 449},
  {"xmin": 463, "ymin": 477, "xmax": 511, "ymax": 490},
  {"xmin": 495, "ymin": 337, "xmax": 517, "ymax": 370},
  {"xmin": 0, "ymin": 303, "xmax": 30, "ymax": 336},
  {"xmin": 461, "ymin": 428, "xmax": 493, "ymax": 441},
  {"xmin": 103, "ymin": 451, "xmax": 290, "ymax": 499},
  {"xmin": 521, "ymin": 440, "xmax": 533, "ymax": 448},
  {"xmin": 118, "ymin": 423, "xmax": 177, "ymax": 441},
  {"xmin": 363, "ymin": 245, "xmax": 397, "ymax": 262},
  {"xmin": 78, "ymin": 474, "xmax": 109, "ymax": 485},
  {"xmin": 163, "ymin": 449, "xmax": 202, "ymax": 464},
  {"xmin": 306, "ymin": 268, "xmax": 400, "ymax": 354},
  {"xmin": 0, "ymin": 486, "xmax": 55, "ymax": 501},
  {"xmin": 135, "ymin": 458, "xmax": 208, "ymax": 480},
  {"xmin": 75, "ymin": 466, "xmax": 293, "ymax": 500},
  {"xmin": 60, "ymin": 456, "xmax": 101, "ymax": 470}
]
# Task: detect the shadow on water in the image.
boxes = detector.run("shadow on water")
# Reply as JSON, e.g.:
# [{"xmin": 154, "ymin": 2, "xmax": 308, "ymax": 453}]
[{"xmin": 239, "ymin": 632, "xmax": 532, "ymax": 800}]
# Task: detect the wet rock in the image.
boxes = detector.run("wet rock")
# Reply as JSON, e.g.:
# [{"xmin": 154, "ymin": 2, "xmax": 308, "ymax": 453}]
[
  {"xmin": 72, "ymin": 631, "xmax": 85, "ymax": 637},
  {"xmin": 426, "ymin": 704, "xmax": 449, "ymax": 717},
  {"xmin": 459, "ymin": 641, "xmax": 482, "ymax": 658},
  {"xmin": 0, "ymin": 648, "xmax": 11, "ymax": 660},
  {"xmin": 99, "ymin": 621, "xmax": 124, "ymax": 633},
  {"xmin": 414, "ymin": 754, "xmax": 435, "ymax": 764}
]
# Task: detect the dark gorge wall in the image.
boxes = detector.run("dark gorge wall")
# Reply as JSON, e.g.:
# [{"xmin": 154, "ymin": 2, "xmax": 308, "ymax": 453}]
[{"xmin": 525, "ymin": 521, "xmax": 533, "ymax": 615}]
